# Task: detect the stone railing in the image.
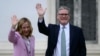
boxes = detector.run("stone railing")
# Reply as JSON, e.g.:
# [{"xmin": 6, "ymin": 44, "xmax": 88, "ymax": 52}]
[{"xmin": 0, "ymin": 41, "xmax": 100, "ymax": 56}]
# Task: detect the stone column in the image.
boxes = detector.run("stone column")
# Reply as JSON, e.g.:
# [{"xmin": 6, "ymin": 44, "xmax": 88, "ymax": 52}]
[
  {"xmin": 97, "ymin": 0, "xmax": 100, "ymax": 45},
  {"xmin": 73, "ymin": 0, "xmax": 82, "ymax": 27}
]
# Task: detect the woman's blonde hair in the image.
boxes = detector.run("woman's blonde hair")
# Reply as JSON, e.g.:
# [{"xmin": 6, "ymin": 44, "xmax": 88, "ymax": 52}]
[{"xmin": 16, "ymin": 17, "xmax": 33, "ymax": 37}]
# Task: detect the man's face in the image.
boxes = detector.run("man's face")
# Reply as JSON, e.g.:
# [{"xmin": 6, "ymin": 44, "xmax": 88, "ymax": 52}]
[{"xmin": 57, "ymin": 9, "xmax": 70, "ymax": 25}]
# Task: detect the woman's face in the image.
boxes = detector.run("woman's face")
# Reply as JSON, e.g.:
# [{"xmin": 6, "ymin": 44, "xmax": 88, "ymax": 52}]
[{"xmin": 21, "ymin": 22, "xmax": 30, "ymax": 37}]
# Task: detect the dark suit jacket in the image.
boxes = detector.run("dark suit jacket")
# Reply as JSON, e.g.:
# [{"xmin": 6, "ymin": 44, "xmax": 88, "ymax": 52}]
[{"xmin": 38, "ymin": 19, "xmax": 86, "ymax": 56}]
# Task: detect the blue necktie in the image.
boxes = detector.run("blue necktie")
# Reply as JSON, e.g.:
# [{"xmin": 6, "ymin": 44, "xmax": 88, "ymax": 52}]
[{"xmin": 61, "ymin": 26, "xmax": 66, "ymax": 56}]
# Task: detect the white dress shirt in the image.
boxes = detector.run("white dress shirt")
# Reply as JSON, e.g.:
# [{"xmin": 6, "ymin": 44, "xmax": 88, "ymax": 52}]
[{"xmin": 53, "ymin": 23, "xmax": 70, "ymax": 56}]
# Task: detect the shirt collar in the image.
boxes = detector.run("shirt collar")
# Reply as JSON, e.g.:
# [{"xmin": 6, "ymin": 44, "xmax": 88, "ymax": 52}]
[
  {"xmin": 60, "ymin": 23, "xmax": 69, "ymax": 29},
  {"xmin": 23, "ymin": 36, "xmax": 31, "ymax": 40}
]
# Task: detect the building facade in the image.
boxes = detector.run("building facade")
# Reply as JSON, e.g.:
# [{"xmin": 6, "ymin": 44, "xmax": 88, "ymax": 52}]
[{"xmin": 0, "ymin": 0, "xmax": 100, "ymax": 56}]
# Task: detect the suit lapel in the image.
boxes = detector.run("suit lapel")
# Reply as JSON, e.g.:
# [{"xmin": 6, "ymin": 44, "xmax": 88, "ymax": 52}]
[
  {"xmin": 70, "ymin": 25, "xmax": 74, "ymax": 46},
  {"xmin": 16, "ymin": 32, "xmax": 26, "ymax": 49},
  {"xmin": 54, "ymin": 25, "xmax": 60, "ymax": 47},
  {"xmin": 69, "ymin": 25, "xmax": 75, "ymax": 55},
  {"xmin": 29, "ymin": 36, "xmax": 35, "ymax": 52},
  {"xmin": 29, "ymin": 37, "xmax": 34, "ymax": 51}
]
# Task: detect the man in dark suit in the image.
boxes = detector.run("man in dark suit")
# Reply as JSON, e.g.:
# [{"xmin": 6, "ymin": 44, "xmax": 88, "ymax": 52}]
[{"xmin": 36, "ymin": 3, "xmax": 86, "ymax": 56}]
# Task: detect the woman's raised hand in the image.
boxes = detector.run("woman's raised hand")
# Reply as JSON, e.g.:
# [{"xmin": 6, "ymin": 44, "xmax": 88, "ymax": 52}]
[{"xmin": 11, "ymin": 15, "xmax": 18, "ymax": 28}]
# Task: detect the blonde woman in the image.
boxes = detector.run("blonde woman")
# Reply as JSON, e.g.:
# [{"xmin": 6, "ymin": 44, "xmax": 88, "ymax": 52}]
[{"xmin": 8, "ymin": 15, "xmax": 35, "ymax": 56}]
